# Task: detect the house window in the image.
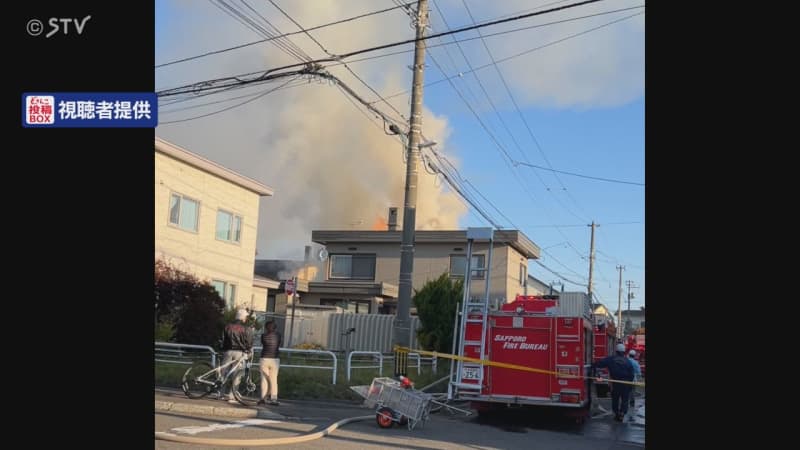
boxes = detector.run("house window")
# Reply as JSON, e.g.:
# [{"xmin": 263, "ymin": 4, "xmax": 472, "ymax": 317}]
[
  {"xmin": 320, "ymin": 298, "xmax": 371, "ymax": 314},
  {"xmin": 212, "ymin": 280, "xmax": 237, "ymax": 309},
  {"xmin": 267, "ymin": 295, "xmax": 276, "ymax": 313},
  {"xmin": 519, "ymin": 263, "xmax": 527, "ymax": 287},
  {"xmin": 450, "ymin": 255, "xmax": 486, "ymax": 279},
  {"xmin": 216, "ymin": 210, "xmax": 242, "ymax": 243},
  {"xmin": 329, "ymin": 254, "xmax": 376, "ymax": 280},
  {"xmin": 169, "ymin": 193, "xmax": 199, "ymax": 232}
]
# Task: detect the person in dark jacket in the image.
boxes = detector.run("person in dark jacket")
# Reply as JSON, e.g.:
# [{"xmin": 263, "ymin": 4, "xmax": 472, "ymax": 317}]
[
  {"xmin": 257, "ymin": 320, "xmax": 282, "ymax": 406},
  {"xmin": 594, "ymin": 343, "xmax": 635, "ymax": 422},
  {"xmin": 220, "ymin": 309, "xmax": 254, "ymax": 402}
]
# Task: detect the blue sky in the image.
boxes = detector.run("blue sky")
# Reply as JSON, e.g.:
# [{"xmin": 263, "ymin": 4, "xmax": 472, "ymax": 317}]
[{"xmin": 155, "ymin": 0, "xmax": 645, "ymax": 311}]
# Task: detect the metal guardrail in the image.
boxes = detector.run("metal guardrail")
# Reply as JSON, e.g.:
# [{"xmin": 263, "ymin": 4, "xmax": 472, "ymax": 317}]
[
  {"xmin": 155, "ymin": 342, "xmax": 217, "ymax": 367},
  {"xmin": 421, "ymin": 356, "xmax": 438, "ymax": 372},
  {"xmin": 346, "ymin": 351, "xmax": 383, "ymax": 381},
  {"xmin": 384, "ymin": 352, "xmax": 422, "ymax": 375},
  {"xmin": 254, "ymin": 346, "xmax": 338, "ymax": 384}
]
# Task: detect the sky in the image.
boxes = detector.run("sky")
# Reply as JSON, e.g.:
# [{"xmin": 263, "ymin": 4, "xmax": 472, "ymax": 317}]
[{"xmin": 154, "ymin": 0, "xmax": 645, "ymax": 313}]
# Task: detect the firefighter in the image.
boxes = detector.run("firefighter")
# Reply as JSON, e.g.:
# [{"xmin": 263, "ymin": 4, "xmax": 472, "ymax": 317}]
[
  {"xmin": 628, "ymin": 350, "xmax": 642, "ymax": 408},
  {"xmin": 593, "ymin": 343, "xmax": 635, "ymax": 422}
]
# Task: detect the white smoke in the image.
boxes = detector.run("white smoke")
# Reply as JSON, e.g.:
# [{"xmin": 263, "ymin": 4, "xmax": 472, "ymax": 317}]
[{"xmin": 155, "ymin": 0, "xmax": 644, "ymax": 258}]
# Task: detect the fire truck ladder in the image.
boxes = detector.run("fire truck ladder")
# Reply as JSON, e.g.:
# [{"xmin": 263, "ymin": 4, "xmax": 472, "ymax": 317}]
[{"xmin": 450, "ymin": 228, "xmax": 494, "ymax": 399}]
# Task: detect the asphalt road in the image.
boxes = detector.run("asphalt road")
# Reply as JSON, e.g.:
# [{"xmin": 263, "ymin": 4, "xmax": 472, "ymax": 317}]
[{"xmin": 155, "ymin": 390, "xmax": 644, "ymax": 449}]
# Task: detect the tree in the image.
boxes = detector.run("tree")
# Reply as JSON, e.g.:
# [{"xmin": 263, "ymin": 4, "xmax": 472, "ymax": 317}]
[
  {"xmin": 413, "ymin": 273, "xmax": 464, "ymax": 353},
  {"xmin": 154, "ymin": 259, "xmax": 225, "ymax": 347}
]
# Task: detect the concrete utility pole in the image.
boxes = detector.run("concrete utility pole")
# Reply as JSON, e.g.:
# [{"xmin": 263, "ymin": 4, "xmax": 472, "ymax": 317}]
[
  {"xmin": 587, "ymin": 221, "xmax": 598, "ymax": 300},
  {"xmin": 625, "ymin": 280, "xmax": 638, "ymax": 334},
  {"xmin": 394, "ymin": 0, "xmax": 429, "ymax": 352},
  {"xmin": 617, "ymin": 265, "xmax": 624, "ymax": 339}
]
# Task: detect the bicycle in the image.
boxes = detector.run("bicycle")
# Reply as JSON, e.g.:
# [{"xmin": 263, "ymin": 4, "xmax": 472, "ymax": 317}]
[{"xmin": 181, "ymin": 351, "xmax": 267, "ymax": 407}]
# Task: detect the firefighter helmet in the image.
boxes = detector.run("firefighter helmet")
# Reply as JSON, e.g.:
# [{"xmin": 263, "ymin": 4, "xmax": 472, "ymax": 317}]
[{"xmin": 616, "ymin": 343, "xmax": 626, "ymax": 353}]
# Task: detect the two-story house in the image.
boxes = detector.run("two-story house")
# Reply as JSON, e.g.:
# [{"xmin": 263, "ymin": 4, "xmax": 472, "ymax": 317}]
[
  {"xmin": 298, "ymin": 220, "xmax": 541, "ymax": 314},
  {"xmin": 616, "ymin": 308, "xmax": 645, "ymax": 335},
  {"xmin": 154, "ymin": 137, "xmax": 279, "ymax": 311}
]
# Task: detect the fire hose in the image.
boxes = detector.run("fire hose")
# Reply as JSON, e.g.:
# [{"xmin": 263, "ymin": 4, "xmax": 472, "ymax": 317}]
[{"xmin": 155, "ymin": 414, "xmax": 374, "ymax": 446}]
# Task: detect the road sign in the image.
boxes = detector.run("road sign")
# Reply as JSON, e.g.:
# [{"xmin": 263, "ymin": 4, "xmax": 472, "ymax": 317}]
[{"xmin": 285, "ymin": 279, "xmax": 295, "ymax": 296}]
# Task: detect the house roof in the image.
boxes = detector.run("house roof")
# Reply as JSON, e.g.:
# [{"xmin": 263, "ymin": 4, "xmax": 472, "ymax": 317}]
[
  {"xmin": 155, "ymin": 137, "xmax": 274, "ymax": 196},
  {"xmin": 253, "ymin": 275, "xmax": 280, "ymax": 289},
  {"xmin": 311, "ymin": 229, "xmax": 540, "ymax": 259},
  {"xmin": 527, "ymin": 274, "xmax": 550, "ymax": 289}
]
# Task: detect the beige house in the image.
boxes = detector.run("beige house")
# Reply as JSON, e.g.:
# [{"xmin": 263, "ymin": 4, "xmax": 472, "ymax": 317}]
[
  {"xmin": 154, "ymin": 137, "xmax": 279, "ymax": 311},
  {"xmin": 297, "ymin": 228, "xmax": 541, "ymax": 314}
]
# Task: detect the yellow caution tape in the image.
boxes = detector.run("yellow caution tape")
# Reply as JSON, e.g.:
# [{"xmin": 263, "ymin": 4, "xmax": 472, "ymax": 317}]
[{"xmin": 394, "ymin": 346, "xmax": 645, "ymax": 388}]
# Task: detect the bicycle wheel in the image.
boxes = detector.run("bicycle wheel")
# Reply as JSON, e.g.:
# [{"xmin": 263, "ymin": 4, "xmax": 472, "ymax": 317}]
[
  {"xmin": 182, "ymin": 362, "xmax": 218, "ymax": 399},
  {"xmin": 233, "ymin": 366, "xmax": 267, "ymax": 406}
]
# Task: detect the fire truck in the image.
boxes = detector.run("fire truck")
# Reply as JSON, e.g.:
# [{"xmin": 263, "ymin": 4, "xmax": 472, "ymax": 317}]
[
  {"xmin": 450, "ymin": 293, "xmax": 594, "ymax": 419},
  {"xmin": 624, "ymin": 328, "xmax": 645, "ymax": 377},
  {"xmin": 592, "ymin": 311, "xmax": 617, "ymax": 397}
]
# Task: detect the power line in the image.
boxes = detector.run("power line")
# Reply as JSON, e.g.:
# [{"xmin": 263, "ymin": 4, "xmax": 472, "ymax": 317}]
[
  {"xmin": 369, "ymin": 10, "xmax": 644, "ymax": 102},
  {"xmin": 159, "ymin": 76, "xmax": 299, "ymax": 125},
  {"xmin": 209, "ymin": 0, "xmax": 309, "ymax": 62},
  {"xmin": 513, "ymin": 160, "xmax": 645, "ymax": 186},
  {"xmin": 161, "ymin": 4, "xmax": 641, "ymax": 98},
  {"xmin": 461, "ymin": 0, "xmax": 592, "ymax": 223},
  {"xmin": 156, "ymin": 1, "xmax": 417, "ymax": 68},
  {"xmin": 423, "ymin": 29, "xmax": 594, "ymax": 266},
  {"xmin": 268, "ymin": 0, "xmax": 409, "ymax": 126},
  {"xmin": 160, "ymin": 78, "xmax": 308, "ymax": 114},
  {"xmin": 534, "ymin": 260, "xmax": 587, "ymax": 287},
  {"xmin": 158, "ymin": 0, "xmax": 612, "ymax": 97},
  {"xmin": 525, "ymin": 221, "xmax": 641, "ymax": 228},
  {"xmin": 432, "ymin": 0, "xmax": 589, "ymax": 228}
]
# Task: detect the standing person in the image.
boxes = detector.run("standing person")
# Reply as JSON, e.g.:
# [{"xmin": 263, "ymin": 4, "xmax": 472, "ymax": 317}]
[
  {"xmin": 594, "ymin": 343, "xmax": 635, "ymax": 422},
  {"xmin": 628, "ymin": 350, "xmax": 642, "ymax": 408},
  {"xmin": 258, "ymin": 320, "xmax": 282, "ymax": 406},
  {"xmin": 221, "ymin": 309, "xmax": 254, "ymax": 403}
]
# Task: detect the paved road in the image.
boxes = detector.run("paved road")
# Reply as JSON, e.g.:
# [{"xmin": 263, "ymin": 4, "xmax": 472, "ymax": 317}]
[{"xmin": 155, "ymin": 389, "xmax": 644, "ymax": 449}]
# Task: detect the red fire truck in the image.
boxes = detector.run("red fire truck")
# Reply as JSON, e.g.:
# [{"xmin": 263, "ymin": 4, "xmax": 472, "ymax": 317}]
[
  {"xmin": 451, "ymin": 294, "xmax": 594, "ymax": 419},
  {"xmin": 624, "ymin": 329, "xmax": 645, "ymax": 377},
  {"xmin": 592, "ymin": 312, "xmax": 617, "ymax": 397}
]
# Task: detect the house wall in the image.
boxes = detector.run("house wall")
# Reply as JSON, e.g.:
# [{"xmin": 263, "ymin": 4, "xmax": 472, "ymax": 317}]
[
  {"xmin": 155, "ymin": 150, "xmax": 262, "ymax": 309},
  {"xmin": 321, "ymin": 241, "xmax": 526, "ymax": 302}
]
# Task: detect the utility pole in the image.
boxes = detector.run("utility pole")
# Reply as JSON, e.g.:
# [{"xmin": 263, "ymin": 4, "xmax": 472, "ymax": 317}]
[
  {"xmin": 287, "ymin": 276, "xmax": 298, "ymax": 348},
  {"xmin": 587, "ymin": 221, "xmax": 598, "ymax": 301},
  {"xmin": 394, "ymin": 0, "xmax": 429, "ymax": 358},
  {"xmin": 616, "ymin": 265, "xmax": 624, "ymax": 339},
  {"xmin": 625, "ymin": 280, "xmax": 638, "ymax": 334}
]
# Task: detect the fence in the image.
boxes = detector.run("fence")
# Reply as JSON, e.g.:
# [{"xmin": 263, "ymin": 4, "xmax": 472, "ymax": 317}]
[
  {"xmin": 254, "ymin": 346, "xmax": 338, "ymax": 384},
  {"xmin": 327, "ymin": 314, "xmax": 421, "ymax": 353},
  {"xmin": 155, "ymin": 342, "xmax": 436, "ymax": 385},
  {"xmin": 155, "ymin": 342, "xmax": 217, "ymax": 366},
  {"xmin": 346, "ymin": 351, "xmax": 383, "ymax": 381}
]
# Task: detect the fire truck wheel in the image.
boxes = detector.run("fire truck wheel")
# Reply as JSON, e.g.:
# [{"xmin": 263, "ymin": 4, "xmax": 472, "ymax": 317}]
[{"xmin": 376, "ymin": 407, "xmax": 395, "ymax": 428}]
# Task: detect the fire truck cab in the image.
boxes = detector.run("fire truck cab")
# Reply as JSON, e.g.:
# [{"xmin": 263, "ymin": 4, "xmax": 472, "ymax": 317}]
[{"xmin": 452, "ymin": 294, "xmax": 594, "ymax": 416}]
